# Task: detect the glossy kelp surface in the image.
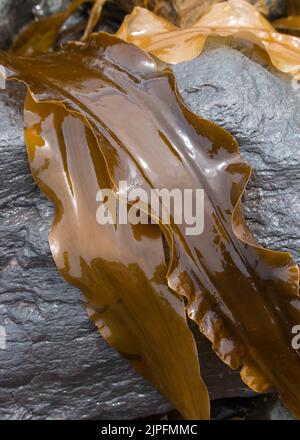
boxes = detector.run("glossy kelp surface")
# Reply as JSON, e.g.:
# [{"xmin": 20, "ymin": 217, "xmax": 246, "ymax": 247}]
[
  {"xmin": 23, "ymin": 92, "xmax": 209, "ymax": 420},
  {"xmin": 116, "ymin": 0, "xmax": 300, "ymax": 79},
  {"xmin": 1, "ymin": 32, "xmax": 300, "ymax": 417}
]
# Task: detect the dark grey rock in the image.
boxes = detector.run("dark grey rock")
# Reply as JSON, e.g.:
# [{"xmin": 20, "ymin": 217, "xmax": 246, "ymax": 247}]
[
  {"xmin": 247, "ymin": 395, "xmax": 294, "ymax": 420},
  {"xmin": 173, "ymin": 45, "xmax": 300, "ymax": 266}
]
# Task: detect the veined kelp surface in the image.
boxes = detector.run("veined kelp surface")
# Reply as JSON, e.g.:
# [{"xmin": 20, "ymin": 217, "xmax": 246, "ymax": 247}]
[{"xmin": 0, "ymin": 30, "xmax": 300, "ymax": 417}]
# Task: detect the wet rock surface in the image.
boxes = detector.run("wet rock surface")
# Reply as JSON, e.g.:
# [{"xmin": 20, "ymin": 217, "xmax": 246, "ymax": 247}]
[{"xmin": 0, "ymin": 4, "xmax": 298, "ymax": 420}]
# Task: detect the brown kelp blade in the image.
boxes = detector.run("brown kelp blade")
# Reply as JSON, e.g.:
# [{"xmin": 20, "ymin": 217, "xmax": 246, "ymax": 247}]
[
  {"xmin": 288, "ymin": 0, "xmax": 300, "ymax": 16},
  {"xmin": 1, "ymin": 32, "xmax": 300, "ymax": 417},
  {"xmin": 116, "ymin": 0, "xmax": 300, "ymax": 79},
  {"xmin": 273, "ymin": 16, "xmax": 300, "ymax": 36},
  {"xmin": 23, "ymin": 91, "xmax": 209, "ymax": 420}
]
